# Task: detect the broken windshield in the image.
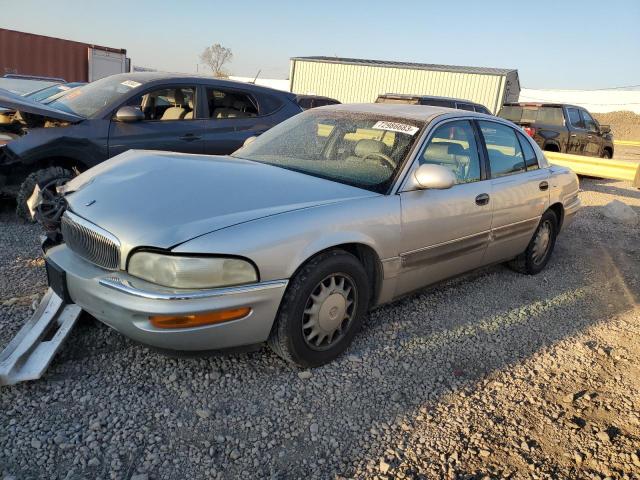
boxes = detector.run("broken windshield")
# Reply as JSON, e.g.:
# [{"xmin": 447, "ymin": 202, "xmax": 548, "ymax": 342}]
[{"xmin": 232, "ymin": 110, "xmax": 424, "ymax": 193}]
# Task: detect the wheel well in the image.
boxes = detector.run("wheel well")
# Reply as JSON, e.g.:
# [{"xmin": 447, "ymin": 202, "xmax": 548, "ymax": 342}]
[
  {"xmin": 603, "ymin": 146, "xmax": 613, "ymax": 156},
  {"xmin": 33, "ymin": 157, "xmax": 86, "ymax": 174},
  {"xmin": 296, "ymin": 243, "xmax": 383, "ymax": 307},
  {"xmin": 543, "ymin": 143, "xmax": 560, "ymax": 152},
  {"xmin": 548, "ymin": 202, "xmax": 564, "ymax": 229}
]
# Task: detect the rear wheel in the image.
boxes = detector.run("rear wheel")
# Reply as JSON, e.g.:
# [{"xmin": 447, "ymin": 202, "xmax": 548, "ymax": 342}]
[
  {"xmin": 16, "ymin": 167, "xmax": 74, "ymax": 221},
  {"xmin": 267, "ymin": 250, "xmax": 370, "ymax": 368},
  {"xmin": 508, "ymin": 210, "xmax": 558, "ymax": 275},
  {"xmin": 602, "ymin": 149, "xmax": 612, "ymax": 159}
]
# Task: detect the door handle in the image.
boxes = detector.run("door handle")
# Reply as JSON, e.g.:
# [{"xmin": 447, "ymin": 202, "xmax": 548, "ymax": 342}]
[
  {"xmin": 539, "ymin": 181, "xmax": 549, "ymax": 191},
  {"xmin": 180, "ymin": 133, "xmax": 201, "ymax": 142},
  {"xmin": 587, "ymin": 135, "xmax": 592, "ymax": 139},
  {"xmin": 475, "ymin": 193, "xmax": 490, "ymax": 206}
]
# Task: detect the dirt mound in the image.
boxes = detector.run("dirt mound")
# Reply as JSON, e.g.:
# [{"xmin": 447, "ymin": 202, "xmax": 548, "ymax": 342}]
[{"xmin": 593, "ymin": 111, "xmax": 640, "ymax": 141}]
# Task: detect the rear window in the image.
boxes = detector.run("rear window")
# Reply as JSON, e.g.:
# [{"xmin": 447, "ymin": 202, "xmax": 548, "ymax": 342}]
[{"xmin": 499, "ymin": 106, "xmax": 564, "ymax": 126}]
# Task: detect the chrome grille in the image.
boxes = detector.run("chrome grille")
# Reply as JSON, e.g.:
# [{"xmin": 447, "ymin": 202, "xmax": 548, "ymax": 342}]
[{"xmin": 61, "ymin": 211, "xmax": 121, "ymax": 270}]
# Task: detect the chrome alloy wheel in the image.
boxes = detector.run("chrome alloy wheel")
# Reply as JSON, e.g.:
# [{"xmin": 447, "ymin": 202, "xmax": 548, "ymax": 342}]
[
  {"xmin": 302, "ymin": 273, "xmax": 357, "ymax": 351},
  {"xmin": 532, "ymin": 220, "xmax": 552, "ymax": 265}
]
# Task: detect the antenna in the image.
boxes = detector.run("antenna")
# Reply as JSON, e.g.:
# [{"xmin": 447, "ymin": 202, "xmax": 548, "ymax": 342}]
[{"xmin": 251, "ymin": 69, "xmax": 262, "ymax": 84}]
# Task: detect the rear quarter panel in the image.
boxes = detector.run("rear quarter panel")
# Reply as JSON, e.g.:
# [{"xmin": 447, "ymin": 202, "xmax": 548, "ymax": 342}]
[{"xmin": 548, "ymin": 165, "xmax": 580, "ymax": 228}]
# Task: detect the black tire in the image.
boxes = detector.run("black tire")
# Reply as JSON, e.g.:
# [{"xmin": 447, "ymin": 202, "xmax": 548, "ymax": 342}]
[
  {"xmin": 267, "ymin": 249, "xmax": 370, "ymax": 368},
  {"xmin": 16, "ymin": 167, "xmax": 74, "ymax": 221},
  {"xmin": 602, "ymin": 149, "xmax": 612, "ymax": 159},
  {"xmin": 508, "ymin": 210, "xmax": 559, "ymax": 275}
]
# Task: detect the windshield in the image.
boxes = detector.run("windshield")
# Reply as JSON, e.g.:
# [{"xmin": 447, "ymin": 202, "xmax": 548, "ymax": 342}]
[
  {"xmin": 26, "ymin": 83, "xmax": 84, "ymax": 103},
  {"xmin": 48, "ymin": 76, "xmax": 146, "ymax": 117},
  {"xmin": 232, "ymin": 110, "xmax": 423, "ymax": 193}
]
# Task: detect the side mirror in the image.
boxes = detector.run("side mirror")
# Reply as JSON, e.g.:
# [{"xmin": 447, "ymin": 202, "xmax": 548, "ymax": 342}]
[
  {"xmin": 411, "ymin": 164, "xmax": 457, "ymax": 190},
  {"xmin": 242, "ymin": 136, "xmax": 257, "ymax": 147},
  {"xmin": 115, "ymin": 106, "xmax": 144, "ymax": 123},
  {"xmin": 599, "ymin": 124, "xmax": 611, "ymax": 134}
]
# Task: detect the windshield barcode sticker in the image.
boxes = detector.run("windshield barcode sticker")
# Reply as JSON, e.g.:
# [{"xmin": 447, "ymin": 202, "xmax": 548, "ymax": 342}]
[
  {"xmin": 372, "ymin": 121, "xmax": 419, "ymax": 136},
  {"xmin": 121, "ymin": 80, "xmax": 142, "ymax": 88}
]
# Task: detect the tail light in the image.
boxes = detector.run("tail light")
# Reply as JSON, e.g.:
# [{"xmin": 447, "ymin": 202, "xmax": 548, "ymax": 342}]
[{"xmin": 523, "ymin": 126, "xmax": 536, "ymax": 137}]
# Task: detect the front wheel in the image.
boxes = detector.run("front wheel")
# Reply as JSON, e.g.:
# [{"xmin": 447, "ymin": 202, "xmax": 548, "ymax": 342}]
[
  {"xmin": 602, "ymin": 150, "xmax": 612, "ymax": 159},
  {"xmin": 508, "ymin": 210, "xmax": 559, "ymax": 275},
  {"xmin": 267, "ymin": 250, "xmax": 370, "ymax": 368}
]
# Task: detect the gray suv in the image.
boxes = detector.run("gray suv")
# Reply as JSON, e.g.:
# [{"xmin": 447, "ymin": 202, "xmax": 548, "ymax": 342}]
[{"xmin": 0, "ymin": 72, "xmax": 302, "ymax": 219}]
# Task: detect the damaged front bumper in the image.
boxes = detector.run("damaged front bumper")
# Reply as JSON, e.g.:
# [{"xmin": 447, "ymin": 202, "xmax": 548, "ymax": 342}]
[{"xmin": 45, "ymin": 243, "xmax": 288, "ymax": 352}]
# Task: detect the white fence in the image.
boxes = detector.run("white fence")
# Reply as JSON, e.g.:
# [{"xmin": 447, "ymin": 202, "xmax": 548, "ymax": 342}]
[{"xmin": 519, "ymin": 88, "xmax": 640, "ymax": 114}]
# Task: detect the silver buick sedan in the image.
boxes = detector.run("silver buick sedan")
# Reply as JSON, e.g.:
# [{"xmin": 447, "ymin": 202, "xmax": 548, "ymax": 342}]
[{"xmin": 45, "ymin": 104, "xmax": 581, "ymax": 367}]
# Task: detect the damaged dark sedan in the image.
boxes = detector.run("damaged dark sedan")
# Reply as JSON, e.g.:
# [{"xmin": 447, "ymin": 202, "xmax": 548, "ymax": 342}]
[{"xmin": 0, "ymin": 72, "xmax": 302, "ymax": 219}]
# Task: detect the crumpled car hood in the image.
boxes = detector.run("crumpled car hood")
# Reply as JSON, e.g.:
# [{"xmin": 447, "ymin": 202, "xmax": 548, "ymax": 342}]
[
  {"xmin": 0, "ymin": 88, "xmax": 83, "ymax": 123},
  {"xmin": 65, "ymin": 150, "xmax": 377, "ymax": 251}
]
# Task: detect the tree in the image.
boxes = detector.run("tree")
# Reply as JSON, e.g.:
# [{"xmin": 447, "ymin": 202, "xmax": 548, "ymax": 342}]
[{"xmin": 199, "ymin": 44, "xmax": 233, "ymax": 77}]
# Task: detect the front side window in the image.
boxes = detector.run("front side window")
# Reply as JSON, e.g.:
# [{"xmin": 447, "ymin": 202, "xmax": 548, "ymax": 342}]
[
  {"xmin": 567, "ymin": 108, "xmax": 585, "ymax": 129},
  {"xmin": 478, "ymin": 121, "xmax": 526, "ymax": 178},
  {"xmin": 420, "ymin": 120, "xmax": 482, "ymax": 184},
  {"xmin": 206, "ymin": 88, "xmax": 258, "ymax": 118},
  {"xmin": 232, "ymin": 111, "xmax": 423, "ymax": 193},
  {"xmin": 128, "ymin": 87, "xmax": 196, "ymax": 121},
  {"xmin": 49, "ymin": 76, "xmax": 152, "ymax": 118},
  {"xmin": 581, "ymin": 110, "xmax": 598, "ymax": 132}
]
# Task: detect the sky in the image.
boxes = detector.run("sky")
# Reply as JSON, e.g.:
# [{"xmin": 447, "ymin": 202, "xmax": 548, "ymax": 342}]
[{"xmin": 2, "ymin": 0, "xmax": 639, "ymax": 89}]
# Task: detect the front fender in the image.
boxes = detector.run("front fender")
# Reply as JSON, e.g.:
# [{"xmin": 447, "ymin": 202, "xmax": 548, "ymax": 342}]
[{"xmin": 172, "ymin": 195, "xmax": 402, "ymax": 282}]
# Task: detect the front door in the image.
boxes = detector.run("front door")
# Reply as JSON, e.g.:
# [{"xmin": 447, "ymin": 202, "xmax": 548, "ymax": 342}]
[
  {"xmin": 477, "ymin": 120, "xmax": 550, "ymax": 264},
  {"xmin": 396, "ymin": 119, "xmax": 493, "ymax": 297},
  {"xmin": 108, "ymin": 85, "xmax": 205, "ymax": 157},
  {"xmin": 581, "ymin": 109, "xmax": 604, "ymax": 156}
]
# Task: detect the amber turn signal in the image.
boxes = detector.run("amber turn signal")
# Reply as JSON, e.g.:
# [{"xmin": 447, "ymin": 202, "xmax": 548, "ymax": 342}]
[{"xmin": 150, "ymin": 307, "xmax": 251, "ymax": 329}]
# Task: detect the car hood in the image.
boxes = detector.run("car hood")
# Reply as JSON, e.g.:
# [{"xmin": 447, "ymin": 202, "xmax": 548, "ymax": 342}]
[
  {"xmin": 0, "ymin": 88, "xmax": 83, "ymax": 123},
  {"xmin": 64, "ymin": 150, "xmax": 378, "ymax": 251}
]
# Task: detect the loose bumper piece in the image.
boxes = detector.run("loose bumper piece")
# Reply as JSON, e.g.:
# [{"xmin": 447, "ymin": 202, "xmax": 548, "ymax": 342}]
[{"xmin": 0, "ymin": 288, "xmax": 81, "ymax": 386}]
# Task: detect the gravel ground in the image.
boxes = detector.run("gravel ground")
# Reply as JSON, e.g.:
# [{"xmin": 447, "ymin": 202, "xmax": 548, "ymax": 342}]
[{"xmin": 1, "ymin": 178, "xmax": 639, "ymax": 480}]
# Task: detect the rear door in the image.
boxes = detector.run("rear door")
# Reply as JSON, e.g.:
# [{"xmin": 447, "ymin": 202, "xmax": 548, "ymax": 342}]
[
  {"xmin": 565, "ymin": 107, "xmax": 588, "ymax": 155},
  {"xmin": 477, "ymin": 120, "xmax": 549, "ymax": 264},
  {"xmin": 108, "ymin": 84, "xmax": 205, "ymax": 156},
  {"xmin": 202, "ymin": 86, "xmax": 275, "ymax": 154},
  {"xmin": 396, "ymin": 119, "xmax": 493, "ymax": 296}
]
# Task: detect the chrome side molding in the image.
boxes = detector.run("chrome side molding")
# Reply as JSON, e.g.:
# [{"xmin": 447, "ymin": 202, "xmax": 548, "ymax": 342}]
[{"xmin": 98, "ymin": 277, "xmax": 289, "ymax": 301}]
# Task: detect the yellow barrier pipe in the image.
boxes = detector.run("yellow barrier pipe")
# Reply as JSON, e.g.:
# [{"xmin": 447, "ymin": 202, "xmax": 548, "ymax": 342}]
[
  {"xmin": 614, "ymin": 140, "xmax": 640, "ymax": 147},
  {"xmin": 545, "ymin": 151, "xmax": 640, "ymax": 187}
]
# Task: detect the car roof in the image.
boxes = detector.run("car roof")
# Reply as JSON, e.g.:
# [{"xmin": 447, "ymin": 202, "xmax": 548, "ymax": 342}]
[
  {"xmin": 502, "ymin": 102, "xmax": 585, "ymax": 110},
  {"xmin": 105, "ymin": 72, "xmax": 295, "ymax": 97},
  {"xmin": 378, "ymin": 93, "xmax": 481, "ymax": 105},
  {"xmin": 313, "ymin": 102, "xmax": 492, "ymax": 122}
]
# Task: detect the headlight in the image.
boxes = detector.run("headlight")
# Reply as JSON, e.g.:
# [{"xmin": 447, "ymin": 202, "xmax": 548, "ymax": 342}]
[{"xmin": 128, "ymin": 252, "xmax": 258, "ymax": 289}]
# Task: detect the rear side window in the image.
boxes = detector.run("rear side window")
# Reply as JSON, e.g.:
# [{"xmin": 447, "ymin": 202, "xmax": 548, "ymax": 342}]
[
  {"xmin": 256, "ymin": 93, "xmax": 283, "ymax": 115},
  {"xmin": 456, "ymin": 103, "xmax": 475, "ymax": 111},
  {"xmin": 516, "ymin": 131, "xmax": 539, "ymax": 170},
  {"xmin": 206, "ymin": 88, "xmax": 258, "ymax": 118},
  {"xmin": 421, "ymin": 99, "xmax": 455, "ymax": 108},
  {"xmin": 478, "ymin": 121, "xmax": 526, "ymax": 178},
  {"xmin": 567, "ymin": 108, "xmax": 585, "ymax": 129}
]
